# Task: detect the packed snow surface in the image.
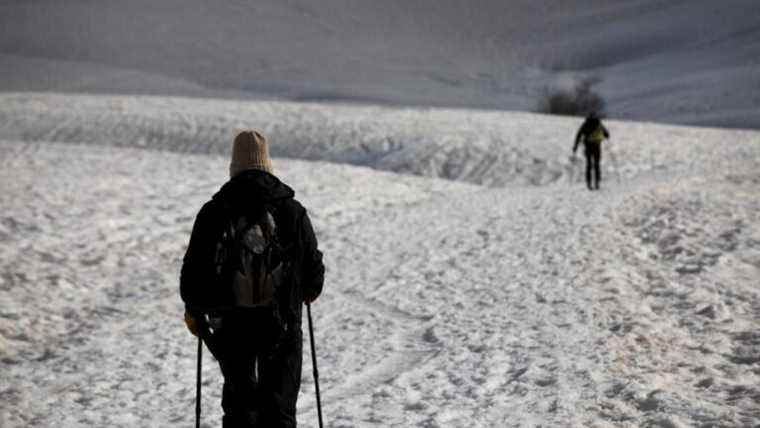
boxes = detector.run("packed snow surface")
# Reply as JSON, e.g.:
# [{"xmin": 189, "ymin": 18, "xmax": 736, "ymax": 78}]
[{"xmin": 1, "ymin": 93, "xmax": 759, "ymax": 427}]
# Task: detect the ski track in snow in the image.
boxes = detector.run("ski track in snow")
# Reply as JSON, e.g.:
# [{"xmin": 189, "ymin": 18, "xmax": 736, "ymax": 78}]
[{"xmin": 0, "ymin": 93, "xmax": 759, "ymax": 427}]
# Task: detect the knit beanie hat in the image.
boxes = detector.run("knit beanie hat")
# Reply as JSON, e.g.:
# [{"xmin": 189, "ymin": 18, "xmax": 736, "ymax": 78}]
[{"xmin": 229, "ymin": 130, "xmax": 273, "ymax": 177}]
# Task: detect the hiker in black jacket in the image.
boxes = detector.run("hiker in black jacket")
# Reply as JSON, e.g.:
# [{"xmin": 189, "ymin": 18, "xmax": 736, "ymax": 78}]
[
  {"xmin": 181, "ymin": 130, "xmax": 325, "ymax": 428},
  {"xmin": 572, "ymin": 113, "xmax": 610, "ymax": 190}
]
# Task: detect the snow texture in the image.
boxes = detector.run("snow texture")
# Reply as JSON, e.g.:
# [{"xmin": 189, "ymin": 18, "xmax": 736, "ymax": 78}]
[{"xmin": 1, "ymin": 93, "xmax": 759, "ymax": 427}]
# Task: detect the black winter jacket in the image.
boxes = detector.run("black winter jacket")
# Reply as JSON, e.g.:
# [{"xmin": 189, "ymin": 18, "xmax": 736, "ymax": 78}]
[
  {"xmin": 180, "ymin": 169, "xmax": 324, "ymax": 326},
  {"xmin": 573, "ymin": 117, "xmax": 610, "ymax": 153}
]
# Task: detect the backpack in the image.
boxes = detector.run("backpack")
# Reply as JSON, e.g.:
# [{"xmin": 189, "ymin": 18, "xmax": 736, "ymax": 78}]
[
  {"xmin": 213, "ymin": 203, "xmax": 287, "ymax": 308},
  {"xmin": 588, "ymin": 125, "xmax": 606, "ymax": 143}
]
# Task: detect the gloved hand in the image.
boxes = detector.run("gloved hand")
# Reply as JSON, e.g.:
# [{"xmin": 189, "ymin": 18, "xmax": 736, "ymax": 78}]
[
  {"xmin": 184, "ymin": 311, "xmax": 201, "ymax": 337},
  {"xmin": 304, "ymin": 290, "xmax": 319, "ymax": 304}
]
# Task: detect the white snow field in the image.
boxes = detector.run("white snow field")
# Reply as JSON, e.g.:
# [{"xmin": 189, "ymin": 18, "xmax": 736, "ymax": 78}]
[
  {"xmin": 1, "ymin": 93, "xmax": 759, "ymax": 427},
  {"xmin": 2, "ymin": 1, "xmax": 760, "ymax": 128}
]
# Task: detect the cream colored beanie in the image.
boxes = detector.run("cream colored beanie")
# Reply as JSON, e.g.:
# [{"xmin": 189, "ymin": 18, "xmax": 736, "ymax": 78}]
[{"xmin": 229, "ymin": 130, "xmax": 273, "ymax": 177}]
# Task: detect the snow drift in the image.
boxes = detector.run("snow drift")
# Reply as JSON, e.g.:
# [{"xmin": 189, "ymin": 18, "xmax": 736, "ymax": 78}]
[{"xmin": 0, "ymin": 93, "xmax": 759, "ymax": 427}]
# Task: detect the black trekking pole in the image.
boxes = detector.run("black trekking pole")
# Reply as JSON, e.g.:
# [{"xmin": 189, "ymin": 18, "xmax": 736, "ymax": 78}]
[
  {"xmin": 306, "ymin": 303, "xmax": 324, "ymax": 428},
  {"xmin": 195, "ymin": 335, "xmax": 202, "ymax": 428}
]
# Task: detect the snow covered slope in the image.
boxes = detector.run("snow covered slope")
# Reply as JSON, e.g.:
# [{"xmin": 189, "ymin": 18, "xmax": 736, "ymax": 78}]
[
  {"xmin": 1, "ymin": 93, "xmax": 759, "ymax": 427},
  {"xmin": 1, "ymin": 92, "xmax": 757, "ymax": 188},
  {"xmin": 1, "ymin": 1, "xmax": 759, "ymax": 128}
]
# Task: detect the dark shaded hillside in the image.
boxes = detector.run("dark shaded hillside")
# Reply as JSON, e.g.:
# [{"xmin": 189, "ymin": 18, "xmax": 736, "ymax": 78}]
[{"xmin": 1, "ymin": 0, "xmax": 759, "ymax": 128}]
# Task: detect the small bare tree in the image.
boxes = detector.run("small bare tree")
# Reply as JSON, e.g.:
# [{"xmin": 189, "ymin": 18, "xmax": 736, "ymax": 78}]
[{"xmin": 537, "ymin": 79, "xmax": 606, "ymax": 117}]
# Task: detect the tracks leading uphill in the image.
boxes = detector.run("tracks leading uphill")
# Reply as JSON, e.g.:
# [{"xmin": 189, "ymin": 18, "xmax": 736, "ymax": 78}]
[
  {"xmin": 1, "ymin": 94, "xmax": 759, "ymax": 427},
  {"xmin": 0, "ymin": 92, "xmax": 621, "ymax": 187}
]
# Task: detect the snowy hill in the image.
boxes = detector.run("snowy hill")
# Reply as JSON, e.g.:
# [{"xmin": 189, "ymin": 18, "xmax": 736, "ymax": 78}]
[
  {"xmin": 1, "ymin": 93, "xmax": 759, "ymax": 426},
  {"xmin": 1, "ymin": 1, "xmax": 760, "ymax": 128}
]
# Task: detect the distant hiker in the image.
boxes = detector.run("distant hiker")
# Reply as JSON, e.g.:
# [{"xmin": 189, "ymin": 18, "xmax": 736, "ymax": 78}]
[
  {"xmin": 572, "ymin": 113, "xmax": 610, "ymax": 190},
  {"xmin": 181, "ymin": 130, "xmax": 325, "ymax": 428}
]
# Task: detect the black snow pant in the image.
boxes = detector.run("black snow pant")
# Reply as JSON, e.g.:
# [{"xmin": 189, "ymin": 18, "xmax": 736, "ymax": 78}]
[
  {"xmin": 207, "ymin": 310, "xmax": 303, "ymax": 428},
  {"xmin": 584, "ymin": 141, "xmax": 602, "ymax": 190}
]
